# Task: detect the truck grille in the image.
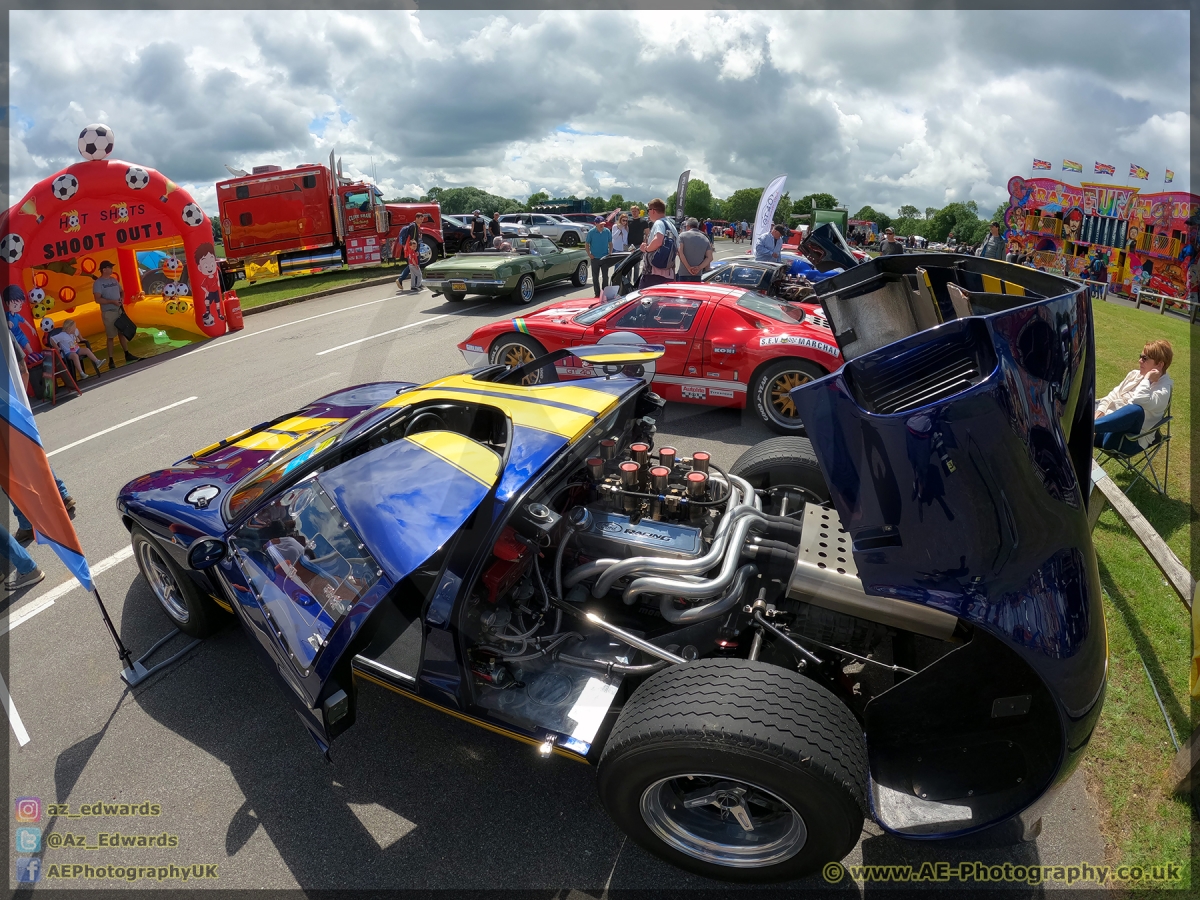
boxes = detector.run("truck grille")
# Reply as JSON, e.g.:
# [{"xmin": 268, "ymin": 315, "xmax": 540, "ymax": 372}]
[{"xmin": 846, "ymin": 322, "xmax": 994, "ymax": 415}]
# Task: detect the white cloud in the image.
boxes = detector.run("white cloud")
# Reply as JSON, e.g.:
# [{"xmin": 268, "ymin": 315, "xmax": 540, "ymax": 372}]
[{"xmin": 8, "ymin": 9, "xmax": 1189, "ymax": 219}]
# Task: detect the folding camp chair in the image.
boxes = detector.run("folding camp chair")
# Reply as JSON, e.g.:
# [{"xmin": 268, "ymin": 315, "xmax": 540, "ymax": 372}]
[
  {"xmin": 39, "ymin": 338, "xmax": 82, "ymax": 406},
  {"xmin": 1094, "ymin": 402, "xmax": 1172, "ymax": 497}
]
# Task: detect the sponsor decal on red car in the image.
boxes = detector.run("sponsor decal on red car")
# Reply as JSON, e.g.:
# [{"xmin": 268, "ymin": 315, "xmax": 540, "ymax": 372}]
[{"xmin": 759, "ymin": 335, "xmax": 840, "ymax": 356}]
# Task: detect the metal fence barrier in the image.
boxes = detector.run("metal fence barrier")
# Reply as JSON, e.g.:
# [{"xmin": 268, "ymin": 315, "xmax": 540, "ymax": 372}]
[{"xmin": 1133, "ymin": 288, "xmax": 1200, "ymax": 324}]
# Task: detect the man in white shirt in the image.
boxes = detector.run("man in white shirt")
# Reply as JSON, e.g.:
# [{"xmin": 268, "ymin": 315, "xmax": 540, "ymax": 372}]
[
  {"xmin": 1094, "ymin": 339, "xmax": 1173, "ymax": 453},
  {"xmin": 638, "ymin": 198, "xmax": 679, "ymax": 289}
]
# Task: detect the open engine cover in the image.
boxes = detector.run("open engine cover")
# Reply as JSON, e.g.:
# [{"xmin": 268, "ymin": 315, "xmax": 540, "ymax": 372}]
[{"xmin": 791, "ymin": 255, "xmax": 1105, "ymax": 838}]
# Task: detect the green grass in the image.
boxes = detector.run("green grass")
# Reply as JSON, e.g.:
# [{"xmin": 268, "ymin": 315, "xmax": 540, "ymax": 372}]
[
  {"xmin": 1084, "ymin": 299, "xmax": 1195, "ymax": 886},
  {"xmin": 233, "ymin": 264, "xmax": 403, "ymax": 309}
]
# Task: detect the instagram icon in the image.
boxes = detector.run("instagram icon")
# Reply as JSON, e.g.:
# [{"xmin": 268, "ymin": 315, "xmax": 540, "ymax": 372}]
[{"xmin": 14, "ymin": 798, "xmax": 41, "ymax": 823}]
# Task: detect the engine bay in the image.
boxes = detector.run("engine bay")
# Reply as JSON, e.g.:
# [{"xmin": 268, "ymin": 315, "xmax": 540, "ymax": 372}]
[{"xmin": 458, "ymin": 406, "xmax": 966, "ymax": 754}]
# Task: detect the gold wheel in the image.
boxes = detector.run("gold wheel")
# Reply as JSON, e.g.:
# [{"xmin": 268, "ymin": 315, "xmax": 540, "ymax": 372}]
[
  {"xmin": 493, "ymin": 340, "xmax": 545, "ymax": 385},
  {"xmin": 769, "ymin": 371, "xmax": 811, "ymax": 419}
]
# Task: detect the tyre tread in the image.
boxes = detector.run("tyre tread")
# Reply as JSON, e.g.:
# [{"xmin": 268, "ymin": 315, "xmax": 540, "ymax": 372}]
[{"xmin": 601, "ymin": 659, "xmax": 867, "ymax": 811}]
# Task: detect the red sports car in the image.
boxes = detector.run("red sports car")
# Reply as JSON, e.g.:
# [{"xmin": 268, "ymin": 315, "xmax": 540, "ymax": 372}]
[{"xmin": 457, "ymin": 282, "xmax": 842, "ymax": 433}]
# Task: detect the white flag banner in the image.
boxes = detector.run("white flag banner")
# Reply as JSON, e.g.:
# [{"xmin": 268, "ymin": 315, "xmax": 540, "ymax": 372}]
[{"xmin": 751, "ymin": 174, "xmax": 787, "ymax": 249}]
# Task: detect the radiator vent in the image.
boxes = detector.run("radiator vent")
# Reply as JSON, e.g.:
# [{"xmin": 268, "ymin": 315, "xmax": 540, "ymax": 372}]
[{"xmin": 846, "ymin": 322, "xmax": 995, "ymax": 415}]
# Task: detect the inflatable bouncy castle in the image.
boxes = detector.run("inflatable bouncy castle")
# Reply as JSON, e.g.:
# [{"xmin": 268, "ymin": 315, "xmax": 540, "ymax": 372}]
[{"xmin": 1, "ymin": 125, "xmax": 228, "ymax": 361}]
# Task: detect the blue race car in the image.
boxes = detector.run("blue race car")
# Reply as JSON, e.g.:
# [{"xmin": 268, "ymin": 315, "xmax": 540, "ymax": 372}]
[{"xmin": 119, "ymin": 254, "xmax": 1104, "ymax": 883}]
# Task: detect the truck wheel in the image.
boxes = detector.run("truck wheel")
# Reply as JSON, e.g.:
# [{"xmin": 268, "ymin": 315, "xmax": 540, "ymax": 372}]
[
  {"xmin": 597, "ymin": 659, "xmax": 865, "ymax": 883},
  {"xmin": 131, "ymin": 527, "xmax": 228, "ymax": 638},
  {"xmin": 571, "ymin": 261, "xmax": 589, "ymax": 287},
  {"xmin": 561, "ymin": 232, "xmax": 580, "ymax": 247},
  {"xmin": 489, "ymin": 334, "xmax": 549, "ymax": 385},
  {"xmin": 418, "ymin": 236, "xmax": 438, "ymax": 266},
  {"xmin": 731, "ymin": 436, "xmax": 829, "ymax": 514},
  {"xmin": 750, "ymin": 359, "xmax": 825, "ymax": 435},
  {"xmin": 513, "ymin": 274, "xmax": 536, "ymax": 305}
]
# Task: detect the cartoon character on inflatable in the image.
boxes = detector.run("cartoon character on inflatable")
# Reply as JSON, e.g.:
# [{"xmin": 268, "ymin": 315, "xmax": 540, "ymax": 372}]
[{"xmin": 0, "ymin": 124, "xmax": 227, "ymax": 350}]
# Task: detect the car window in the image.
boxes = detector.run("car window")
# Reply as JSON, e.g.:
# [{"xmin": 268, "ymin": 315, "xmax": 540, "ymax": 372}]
[
  {"xmin": 574, "ymin": 295, "xmax": 633, "ymax": 325},
  {"xmin": 344, "ymin": 191, "xmax": 371, "ymax": 210},
  {"xmin": 727, "ymin": 265, "xmax": 769, "ymax": 288},
  {"xmin": 706, "ymin": 266, "xmax": 733, "ymax": 284},
  {"xmin": 532, "ymin": 215, "xmax": 555, "ymax": 225},
  {"xmin": 736, "ymin": 292, "xmax": 806, "ymax": 324},
  {"xmin": 532, "ymin": 238, "xmax": 557, "ymax": 255},
  {"xmin": 230, "ymin": 476, "xmax": 382, "ymax": 673},
  {"xmin": 613, "ymin": 296, "xmax": 701, "ymax": 331}
]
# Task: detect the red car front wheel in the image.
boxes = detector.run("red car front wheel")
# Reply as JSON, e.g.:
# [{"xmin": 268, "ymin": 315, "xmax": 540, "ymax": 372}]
[{"xmin": 750, "ymin": 359, "xmax": 825, "ymax": 434}]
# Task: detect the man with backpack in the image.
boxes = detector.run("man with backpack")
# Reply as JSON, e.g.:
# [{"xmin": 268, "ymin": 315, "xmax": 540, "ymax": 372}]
[{"xmin": 638, "ymin": 198, "xmax": 679, "ymax": 289}]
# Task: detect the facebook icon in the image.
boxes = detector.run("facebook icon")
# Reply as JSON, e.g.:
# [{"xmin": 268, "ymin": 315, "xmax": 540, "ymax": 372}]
[{"xmin": 15, "ymin": 857, "xmax": 42, "ymax": 882}]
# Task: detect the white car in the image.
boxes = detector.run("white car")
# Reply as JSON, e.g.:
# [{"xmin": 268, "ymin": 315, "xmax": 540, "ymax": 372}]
[{"xmin": 498, "ymin": 213, "xmax": 587, "ymax": 246}]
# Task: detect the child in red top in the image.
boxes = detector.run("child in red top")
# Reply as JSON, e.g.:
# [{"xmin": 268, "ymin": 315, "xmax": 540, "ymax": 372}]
[{"xmin": 405, "ymin": 221, "xmax": 424, "ymax": 292}]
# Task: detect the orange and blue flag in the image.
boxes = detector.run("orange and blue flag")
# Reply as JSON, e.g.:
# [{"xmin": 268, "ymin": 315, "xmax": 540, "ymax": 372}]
[
  {"xmin": 2, "ymin": 337, "xmax": 93, "ymax": 590},
  {"xmin": 1129, "ymin": 164, "xmax": 1149, "ymax": 180},
  {"xmin": 1094, "ymin": 162, "xmax": 1115, "ymax": 176},
  {"xmin": 1032, "ymin": 159, "xmax": 1052, "ymax": 171}
]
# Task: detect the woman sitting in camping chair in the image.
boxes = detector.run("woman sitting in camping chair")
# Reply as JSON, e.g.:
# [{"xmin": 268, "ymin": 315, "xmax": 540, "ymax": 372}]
[{"xmin": 1094, "ymin": 339, "xmax": 1173, "ymax": 455}]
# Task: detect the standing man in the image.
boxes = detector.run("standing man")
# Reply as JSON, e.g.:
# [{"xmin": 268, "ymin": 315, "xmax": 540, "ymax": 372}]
[
  {"xmin": 878, "ymin": 227, "xmax": 905, "ymax": 255},
  {"xmin": 638, "ymin": 198, "xmax": 679, "ymax": 289},
  {"xmin": 470, "ymin": 209, "xmax": 487, "ymax": 251},
  {"xmin": 585, "ymin": 216, "xmax": 613, "ymax": 298},
  {"xmin": 627, "ymin": 206, "xmax": 649, "ymax": 250},
  {"xmin": 92, "ymin": 261, "xmax": 139, "ymax": 368},
  {"xmin": 677, "ymin": 218, "xmax": 713, "ymax": 281},
  {"xmin": 754, "ymin": 223, "xmax": 785, "ymax": 262},
  {"xmin": 489, "ymin": 212, "xmax": 502, "ymax": 245},
  {"xmin": 977, "ymin": 222, "xmax": 1006, "ymax": 260}
]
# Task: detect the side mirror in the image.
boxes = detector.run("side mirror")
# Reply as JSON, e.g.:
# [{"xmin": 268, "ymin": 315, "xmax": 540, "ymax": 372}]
[{"xmin": 188, "ymin": 538, "xmax": 228, "ymax": 570}]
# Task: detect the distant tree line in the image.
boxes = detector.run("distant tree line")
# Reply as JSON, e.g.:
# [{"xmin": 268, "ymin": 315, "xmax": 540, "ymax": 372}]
[
  {"xmin": 852, "ymin": 201, "xmax": 1010, "ymax": 244},
  {"xmin": 387, "ymin": 180, "xmax": 1008, "ymax": 242}
]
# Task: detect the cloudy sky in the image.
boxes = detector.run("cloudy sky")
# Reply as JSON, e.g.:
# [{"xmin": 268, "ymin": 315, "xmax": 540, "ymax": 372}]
[{"xmin": 9, "ymin": 9, "xmax": 1191, "ymax": 217}]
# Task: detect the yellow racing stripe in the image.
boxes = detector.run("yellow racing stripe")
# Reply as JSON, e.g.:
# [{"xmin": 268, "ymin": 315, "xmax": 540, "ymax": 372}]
[
  {"xmin": 233, "ymin": 415, "xmax": 344, "ymax": 451},
  {"xmin": 405, "ymin": 431, "xmax": 501, "ymax": 487}
]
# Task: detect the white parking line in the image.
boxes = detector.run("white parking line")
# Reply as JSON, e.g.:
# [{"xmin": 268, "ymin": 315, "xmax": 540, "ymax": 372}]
[
  {"xmin": 0, "ymin": 676, "xmax": 30, "ymax": 746},
  {"xmin": 316, "ymin": 313, "xmax": 454, "ymax": 356},
  {"xmin": 189, "ymin": 296, "xmax": 392, "ymax": 354},
  {"xmin": 0, "ymin": 546, "xmax": 135, "ymax": 637},
  {"xmin": 47, "ymin": 397, "xmax": 197, "ymax": 458}
]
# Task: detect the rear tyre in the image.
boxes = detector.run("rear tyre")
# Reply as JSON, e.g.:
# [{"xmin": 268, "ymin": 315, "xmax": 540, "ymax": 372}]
[
  {"xmin": 443, "ymin": 288, "xmax": 467, "ymax": 303},
  {"xmin": 513, "ymin": 274, "xmax": 536, "ymax": 305},
  {"xmin": 597, "ymin": 659, "xmax": 866, "ymax": 883},
  {"xmin": 489, "ymin": 333, "xmax": 549, "ymax": 385},
  {"xmin": 561, "ymin": 232, "xmax": 580, "ymax": 247},
  {"xmin": 571, "ymin": 261, "xmax": 589, "ymax": 287},
  {"xmin": 750, "ymin": 359, "xmax": 826, "ymax": 434},
  {"xmin": 131, "ymin": 526, "xmax": 227, "ymax": 638},
  {"xmin": 731, "ymin": 436, "xmax": 829, "ymax": 515}
]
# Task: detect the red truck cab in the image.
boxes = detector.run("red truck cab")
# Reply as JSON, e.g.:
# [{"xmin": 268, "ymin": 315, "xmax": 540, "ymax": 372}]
[{"xmin": 216, "ymin": 159, "xmax": 443, "ymax": 283}]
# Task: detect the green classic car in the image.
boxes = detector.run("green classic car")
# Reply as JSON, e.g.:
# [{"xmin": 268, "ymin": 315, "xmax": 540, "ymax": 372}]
[{"xmin": 425, "ymin": 236, "xmax": 591, "ymax": 304}]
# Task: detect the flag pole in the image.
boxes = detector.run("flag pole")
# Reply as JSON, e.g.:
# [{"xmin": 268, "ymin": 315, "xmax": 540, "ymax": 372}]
[{"xmin": 91, "ymin": 588, "xmax": 134, "ymax": 669}]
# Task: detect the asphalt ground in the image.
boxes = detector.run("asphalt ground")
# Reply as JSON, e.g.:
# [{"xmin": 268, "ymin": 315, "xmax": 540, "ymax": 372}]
[{"xmin": 6, "ymin": 243, "xmax": 1106, "ymax": 893}]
